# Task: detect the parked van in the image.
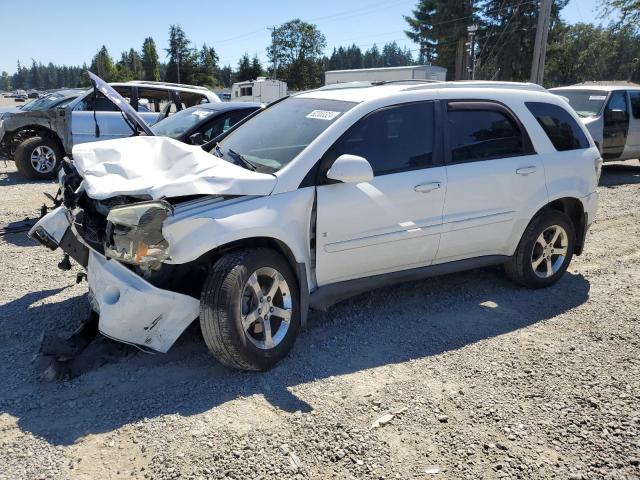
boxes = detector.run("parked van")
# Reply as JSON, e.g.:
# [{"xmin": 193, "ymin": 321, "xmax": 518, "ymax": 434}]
[{"xmin": 551, "ymin": 83, "xmax": 640, "ymax": 161}]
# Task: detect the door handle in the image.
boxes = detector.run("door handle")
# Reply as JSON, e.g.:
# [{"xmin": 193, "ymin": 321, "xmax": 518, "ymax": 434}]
[
  {"xmin": 516, "ymin": 166, "xmax": 537, "ymax": 176},
  {"xmin": 414, "ymin": 182, "xmax": 442, "ymax": 193}
]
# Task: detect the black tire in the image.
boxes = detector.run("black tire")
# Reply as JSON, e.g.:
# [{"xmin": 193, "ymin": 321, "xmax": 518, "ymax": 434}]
[
  {"xmin": 200, "ymin": 248, "xmax": 300, "ymax": 371},
  {"xmin": 14, "ymin": 136, "xmax": 62, "ymax": 180},
  {"xmin": 505, "ymin": 209, "xmax": 576, "ymax": 289}
]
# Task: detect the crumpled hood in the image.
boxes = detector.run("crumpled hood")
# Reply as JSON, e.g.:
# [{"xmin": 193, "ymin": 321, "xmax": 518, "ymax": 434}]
[{"xmin": 72, "ymin": 136, "xmax": 277, "ymax": 200}]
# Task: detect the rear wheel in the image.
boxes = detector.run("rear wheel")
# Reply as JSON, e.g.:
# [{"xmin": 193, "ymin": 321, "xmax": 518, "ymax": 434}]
[
  {"xmin": 505, "ymin": 209, "xmax": 575, "ymax": 288},
  {"xmin": 14, "ymin": 136, "xmax": 62, "ymax": 180},
  {"xmin": 200, "ymin": 248, "xmax": 300, "ymax": 371}
]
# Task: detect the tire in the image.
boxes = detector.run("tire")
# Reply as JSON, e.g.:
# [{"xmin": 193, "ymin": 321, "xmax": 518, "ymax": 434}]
[
  {"xmin": 200, "ymin": 248, "xmax": 300, "ymax": 371},
  {"xmin": 505, "ymin": 209, "xmax": 576, "ymax": 289},
  {"xmin": 14, "ymin": 136, "xmax": 62, "ymax": 180}
]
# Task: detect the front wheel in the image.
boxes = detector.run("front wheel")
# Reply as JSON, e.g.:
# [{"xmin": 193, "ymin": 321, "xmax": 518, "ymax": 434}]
[
  {"xmin": 14, "ymin": 136, "xmax": 62, "ymax": 180},
  {"xmin": 200, "ymin": 248, "xmax": 300, "ymax": 371},
  {"xmin": 505, "ymin": 209, "xmax": 576, "ymax": 288}
]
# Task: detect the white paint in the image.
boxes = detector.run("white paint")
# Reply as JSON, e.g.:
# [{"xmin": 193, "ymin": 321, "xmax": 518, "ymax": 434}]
[
  {"xmin": 88, "ymin": 250, "xmax": 200, "ymax": 353},
  {"xmin": 72, "ymin": 136, "xmax": 277, "ymax": 200}
]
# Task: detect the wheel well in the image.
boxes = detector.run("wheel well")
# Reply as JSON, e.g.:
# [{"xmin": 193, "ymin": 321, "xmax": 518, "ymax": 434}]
[
  {"xmin": 545, "ymin": 197, "xmax": 586, "ymax": 255},
  {"xmin": 151, "ymin": 237, "xmax": 304, "ymax": 300},
  {"xmin": 6, "ymin": 126, "xmax": 64, "ymax": 156}
]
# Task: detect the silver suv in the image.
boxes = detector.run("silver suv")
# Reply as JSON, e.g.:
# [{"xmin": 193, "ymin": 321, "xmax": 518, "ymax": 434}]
[{"xmin": 0, "ymin": 80, "xmax": 219, "ymax": 180}]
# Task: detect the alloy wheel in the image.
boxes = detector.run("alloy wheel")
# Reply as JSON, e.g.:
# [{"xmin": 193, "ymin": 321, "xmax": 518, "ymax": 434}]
[
  {"xmin": 531, "ymin": 224, "xmax": 569, "ymax": 278},
  {"xmin": 241, "ymin": 267, "xmax": 292, "ymax": 350},
  {"xmin": 30, "ymin": 145, "xmax": 57, "ymax": 173}
]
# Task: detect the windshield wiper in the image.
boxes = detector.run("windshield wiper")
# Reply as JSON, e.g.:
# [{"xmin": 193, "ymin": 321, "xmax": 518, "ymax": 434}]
[
  {"xmin": 213, "ymin": 142, "xmax": 224, "ymax": 158},
  {"xmin": 228, "ymin": 148, "xmax": 258, "ymax": 172}
]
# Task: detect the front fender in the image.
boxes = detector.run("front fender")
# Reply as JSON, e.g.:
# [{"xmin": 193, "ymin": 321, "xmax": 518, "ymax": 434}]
[{"xmin": 163, "ymin": 188, "xmax": 316, "ymax": 287}]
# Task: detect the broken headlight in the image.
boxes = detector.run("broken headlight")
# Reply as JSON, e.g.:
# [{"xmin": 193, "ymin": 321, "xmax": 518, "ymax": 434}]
[{"xmin": 104, "ymin": 200, "xmax": 173, "ymax": 266}]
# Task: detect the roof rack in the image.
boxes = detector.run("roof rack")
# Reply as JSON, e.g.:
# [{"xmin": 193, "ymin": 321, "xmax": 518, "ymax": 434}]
[
  {"xmin": 403, "ymin": 80, "xmax": 546, "ymax": 92},
  {"xmin": 317, "ymin": 80, "xmax": 441, "ymax": 92},
  {"xmin": 125, "ymin": 80, "xmax": 211, "ymax": 92}
]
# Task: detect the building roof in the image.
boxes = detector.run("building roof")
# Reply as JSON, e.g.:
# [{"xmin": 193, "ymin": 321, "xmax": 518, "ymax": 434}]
[
  {"xmin": 551, "ymin": 81, "xmax": 640, "ymax": 92},
  {"xmin": 325, "ymin": 64, "xmax": 447, "ymax": 74}
]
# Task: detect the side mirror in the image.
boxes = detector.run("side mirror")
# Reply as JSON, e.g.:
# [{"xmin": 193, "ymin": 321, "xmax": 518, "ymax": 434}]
[
  {"xmin": 606, "ymin": 109, "xmax": 626, "ymax": 123},
  {"xmin": 189, "ymin": 132, "xmax": 205, "ymax": 145},
  {"xmin": 326, "ymin": 154, "xmax": 374, "ymax": 184}
]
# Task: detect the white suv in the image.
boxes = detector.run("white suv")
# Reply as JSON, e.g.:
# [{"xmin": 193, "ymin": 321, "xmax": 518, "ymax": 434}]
[{"xmin": 31, "ymin": 81, "xmax": 600, "ymax": 371}]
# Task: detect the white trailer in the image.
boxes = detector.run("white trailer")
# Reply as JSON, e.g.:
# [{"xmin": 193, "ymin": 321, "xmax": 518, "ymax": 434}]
[
  {"xmin": 324, "ymin": 65, "xmax": 447, "ymax": 85},
  {"xmin": 231, "ymin": 77, "xmax": 288, "ymax": 104}
]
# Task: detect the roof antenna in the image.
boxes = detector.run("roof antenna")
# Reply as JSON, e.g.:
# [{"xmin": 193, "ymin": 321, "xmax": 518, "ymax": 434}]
[{"xmin": 90, "ymin": 76, "xmax": 100, "ymax": 138}]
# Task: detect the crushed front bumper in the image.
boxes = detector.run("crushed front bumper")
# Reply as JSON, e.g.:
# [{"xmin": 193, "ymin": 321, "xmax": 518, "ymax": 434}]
[
  {"xmin": 29, "ymin": 207, "xmax": 201, "ymax": 353},
  {"xmin": 88, "ymin": 251, "xmax": 200, "ymax": 353}
]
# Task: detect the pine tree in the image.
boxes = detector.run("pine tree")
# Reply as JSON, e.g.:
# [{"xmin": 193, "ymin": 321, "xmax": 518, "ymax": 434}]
[
  {"xmin": 405, "ymin": 0, "xmax": 475, "ymax": 79},
  {"xmin": 142, "ymin": 37, "xmax": 161, "ymax": 81},
  {"xmin": 237, "ymin": 53, "xmax": 253, "ymax": 81},
  {"xmin": 90, "ymin": 45, "xmax": 117, "ymax": 81}
]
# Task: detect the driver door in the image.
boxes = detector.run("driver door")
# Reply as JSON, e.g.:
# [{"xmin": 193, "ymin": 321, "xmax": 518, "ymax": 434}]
[
  {"xmin": 315, "ymin": 101, "xmax": 446, "ymax": 286},
  {"xmin": 602, "ymin": 90, "xmax": 630, "ymax": 160}
]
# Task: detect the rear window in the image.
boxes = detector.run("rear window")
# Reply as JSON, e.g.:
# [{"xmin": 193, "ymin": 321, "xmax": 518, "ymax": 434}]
[{"xmin": 525, "ymin": 102, "xmax": 590, "ymax": 151}]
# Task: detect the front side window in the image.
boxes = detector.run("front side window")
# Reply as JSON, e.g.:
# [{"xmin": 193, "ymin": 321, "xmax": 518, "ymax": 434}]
[
  {"xmin": 324, "ymin": 101, "xmax": 436, "ymax": 176},
  {"xmin": 629, "ymin": 92, "xmax": 640, "ymax": 119},
  {"xmin": 447, "ymin": 105, "xmax": 525, "ymax": 163},
  {"xmin": 606, "ymin": 91, "xmax": 628, "ymax": 115},
  {"xmin": 526, "ymin": 102, "xmax": 589, "ymax": 151},
  {"xmin": 215, "ymin": 97, "xmax": 356, "ymax": 173}
]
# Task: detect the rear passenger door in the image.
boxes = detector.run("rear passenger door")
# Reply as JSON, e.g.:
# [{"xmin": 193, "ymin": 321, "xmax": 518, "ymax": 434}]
[{"xmin": 437, "ymin": 101, "xmax": 546, "ymax": 262}]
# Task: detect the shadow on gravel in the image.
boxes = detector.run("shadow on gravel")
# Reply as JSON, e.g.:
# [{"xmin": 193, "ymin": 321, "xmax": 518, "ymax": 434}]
[
  {"xmin": 600, "ymin": 162, "xmax": 640, "ymax": 187},
  {"xmin": 0, "ymin": 166, "xmax": 55, "ymax": 186},
  {"xmin": 0, "ymin": 267, "xmax": 590, "ymax": 446}
]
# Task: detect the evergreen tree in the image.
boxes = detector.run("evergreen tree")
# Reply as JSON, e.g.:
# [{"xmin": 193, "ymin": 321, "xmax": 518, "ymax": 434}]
[
  {"xmin": 0, "ymin": 71, "xmax": 11, "ymax": 91},
  {"xmin": 251, "ymin": 55, "xmax": 263, "ymax": 78},
  {"xmin": 237, "ymin": 53, "xmax": 253, "ymax": 81},
  {"xmin": 476, "ymin": 0, "xmax": 568, "ymax": 81},
  {"xmin": 90, "ymin": 45, "xmax": 117, "ymax": 81},
  {"xmin": 405, "ymin": 0, "xmax": 474, "ymax": 79},
  {"xmin": 141, "ymin": 37, "xmax": 161, "ymax": 81},
  {"xmin": 165, "ymin": 25, "xmax": 195, "ymax": 84},
  {"xmin": 217, "ymin": 65, "xmax": 233, "ymax": 87},
  {"xmin": 196, "ymin": 44, "xmax": 219, "ymax": 87}
]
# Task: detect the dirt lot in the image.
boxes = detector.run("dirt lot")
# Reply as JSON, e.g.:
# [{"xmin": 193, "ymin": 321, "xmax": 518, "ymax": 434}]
[{"xmin": 0, "ymin": 159, "xmax": 639, "ymax": 480}]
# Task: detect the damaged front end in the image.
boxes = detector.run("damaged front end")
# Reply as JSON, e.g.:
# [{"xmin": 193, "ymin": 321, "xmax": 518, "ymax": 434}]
[{"xmin": 29, "ymin": 160, "xmax": 201, "ymax": 353}]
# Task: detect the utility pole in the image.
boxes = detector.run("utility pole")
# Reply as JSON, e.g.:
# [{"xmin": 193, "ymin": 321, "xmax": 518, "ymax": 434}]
[
  {"xmin": 466, "ymin": 24, "xmax": 478, "ymax": 80},
  {"xmin": 267, "ymin": 26, "xmax": 278, "ymax": 80},
  {"xmin": 530, "ymin": 0, "xmax": 552, "ymax": 85}
]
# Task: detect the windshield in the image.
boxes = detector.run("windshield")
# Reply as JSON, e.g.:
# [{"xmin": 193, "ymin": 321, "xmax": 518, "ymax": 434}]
[
  {"xmin": 21, "ymin": 93, "xmax": 71, "ymax": 111},
  {"xmin": 152, "ymin": 107, "xmax": 215, "ymax": 138},
  {"xmin": 551, "ymin": 90, "xmax": 608, "ymax": 118},
  {"xmin": 214, "ymin": 97, "xmax": 357, "ymax": 172}
]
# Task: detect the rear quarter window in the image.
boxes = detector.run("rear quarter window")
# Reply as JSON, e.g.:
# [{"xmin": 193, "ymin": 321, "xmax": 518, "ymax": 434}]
[{"xmin": 526, "ymin": 102, "xmax": 590, "ymax": 151}]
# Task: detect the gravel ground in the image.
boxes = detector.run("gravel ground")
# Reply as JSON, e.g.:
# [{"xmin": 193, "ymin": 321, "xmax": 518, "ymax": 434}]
[{"xmin": 0, "ymin": 159, "xmax": 639, "ymax": 480}]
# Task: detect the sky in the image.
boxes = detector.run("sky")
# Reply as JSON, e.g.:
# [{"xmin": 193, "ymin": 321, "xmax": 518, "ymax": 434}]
[{"xmin": 0, "ymin": 0, "xmax": 612, "ymax": 75}]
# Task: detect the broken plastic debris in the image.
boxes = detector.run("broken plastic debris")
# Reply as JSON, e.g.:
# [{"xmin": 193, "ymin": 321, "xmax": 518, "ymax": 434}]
[
  {"xmin": 424, "ymin": 465, "xmax": 440, "ymax": 474},
  {"xmin": 370, "ymin": 413, "xmax": 394, "ymax": 429}
]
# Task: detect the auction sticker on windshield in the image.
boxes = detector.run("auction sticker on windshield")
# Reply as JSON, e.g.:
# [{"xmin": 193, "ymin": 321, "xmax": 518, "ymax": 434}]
[
  {"xmin": 306, "ymin": 110, "xmax": 342, "ymax": 121},
  {"xmin": 589, "ymin": 95, "xmax": 607, "ymax": 101}
]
